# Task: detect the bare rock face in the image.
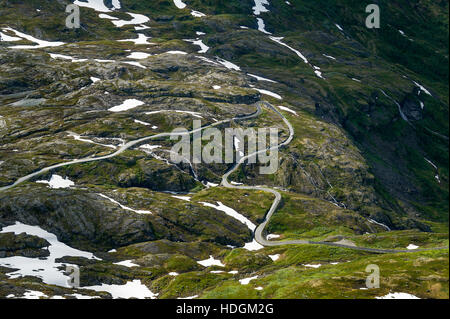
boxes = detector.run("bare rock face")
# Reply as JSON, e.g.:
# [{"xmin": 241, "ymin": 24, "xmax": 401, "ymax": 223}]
[
  {"xmin": 0, "ymin": 232, "xmax": 50, "ymax": 258},
  {"xmin": 0, "ymin": 189, "xmax": 157, "ymax": 251},
  {"xmin": 401, "ymin": 96, "xmax": 423, "ymax": 121}
]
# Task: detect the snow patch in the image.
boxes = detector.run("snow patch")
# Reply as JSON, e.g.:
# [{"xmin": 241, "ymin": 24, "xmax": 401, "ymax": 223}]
[
  {"xmin": 118, "ymin": 33, "xmax": 152, "ymax": 45},
  {"xmin": 201, "ymin": 202, "xmax": 256, "ymax": 231},
  {"xmin": 248, "ymin": 73, "xmax": 277, "ymax": 83},
  {"xmin": 239, "ymin": 276, "xmax": 258, "ymax": 285},
  {"xmin": 111, "ymin": 13, "xmax": 150, "ymax": 28},
  {"xmin": 268, "ymin": 254, "xmax": 280, "ymax": 261},
  {"xmin": 253, "ymin": 0, "xmax": 270, "ymax": 15},
  {"xmin": 191, "ymin": 11, "xmax": 206, "ymax": 17},
  {"xmin": 304, "ymin": 264, "xmax": 322, "ymax": 268},
  {"xmin": 323, "ymin": 54, "xmax": 336, "ymax": 60},
  {"xmin": 109, "ymin": 99, "xmax": 144, "ymax": 112},
  {"xmin": 84, "ymin": 280, "xmax": 157, "ymax": 299},
  {"xmin": 114, "ymin": 260, "xmax": 139, "ymax": 268},
  {"xmin": 269, "ymin": 36, "xmax": 308, "ymax": 63},
  {"xmin": 256, "ymin": 18, "xmax": 271, "ymax": 34},
  {"xmin": 184, "ymin": 39, "xmax": 209, "ymax": 53},
  {"xmin": 243, "ymin": 239, "xmax": 264, "ymax": 251},
  {"xmin": 277, "ymin": 105, "xmax": 297, "ymax": 115},
  {"xmin": 413, "ymin": 81, "xmax": 432, "ymax": 96},
  {"xmin": 4, "ymin": 27, "xmax": 64, "ymax": 49},
  {"xmin": 376, "ymin": 292, "xmax": 420, "ymax": 299},
  {"xmin": 172, "ymin": 195, "xmax": 191, "ymax": 202},
  {"xmin": 36, "ymin": 175, "xmax": 75, "ymax": 189},
  {"xmin": 197, "ymin": 256, "xmax": 225, "ymax": 267},
  {"xmin": 173, "ymin": 0, "xmax": 187, "ymax": 9},
  {"xmin": 123, "ymin": 61, "xmax": 147, "ymax": 69},
  {"xmin": 0, "ymin": 222, "xmax": 99, "ymax": 287},
  {"xmin": 127, "ymin": 52, "xmax": 151, "ymax": 59},
  {"xmin": 68, "ymin": 132, "xmax": 117, "ymax": 149},
  {"xmin": 98, "ymin": 194, "xmax": 153, "ymax": 215},
  {"xmin": 254, "ymin": 88, "xmax": 283, "ymax": 100},
  {"xmin": 165, "ymin": 50, "xmax": 188, "ymax": 55},
  {"xmin": 178, "ymin": 295, "xmax": 198, "ymax": 299},
  {"xmin": 215, "ymin": 58, "xmax": 241, "ymax": 71}
]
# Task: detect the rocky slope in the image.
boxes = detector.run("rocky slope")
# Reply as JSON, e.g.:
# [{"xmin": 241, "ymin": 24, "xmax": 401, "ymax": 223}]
[{"xmin": 0, "ymin": 0, "xmax": 448, "ymax": 299}]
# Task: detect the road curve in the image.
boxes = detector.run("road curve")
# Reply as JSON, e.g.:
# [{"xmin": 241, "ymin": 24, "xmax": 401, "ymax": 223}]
[
  {"xmin": 222, "ymin": 102, "xmax": 449, "ymax": 254},
  {"xmin": 1, "ymin": 101, "xmax": 447, "ymax": 254},
  {"xmin": 0, "ymin": 105, "xmax": 262, "ymax": 192}
]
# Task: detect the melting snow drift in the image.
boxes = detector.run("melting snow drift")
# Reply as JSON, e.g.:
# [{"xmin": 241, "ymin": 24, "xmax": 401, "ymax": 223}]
[
  {"xmin": 36, "ymin": 175, "xmax": 75, "ymax": 189},
  {"xmin": 0, "ymin": 222, "xmax": 99, "ymax": 287},
  {"xmin": 109, "ymin": 99, "xmax": 144, "ymax": 112}
]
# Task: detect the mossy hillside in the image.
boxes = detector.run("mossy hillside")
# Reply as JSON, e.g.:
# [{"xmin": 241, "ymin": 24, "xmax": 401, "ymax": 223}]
[
  {"xmin": 77, "ymin": 261, "xmax": 142, "ymax": 287},
  {"xmin": 257, "ymin": 0, "xmax": 448, "ymax": 83},
  {"xmin": 110, "ymin": 239, "xmax": 224, "ymax": 260},
  {"xmin": 228, "ymin": 107, "xmax": 389, "ymax": 221},
  {"xmin": 0, "ymin": 231, "xmax": 447, "ymax": 299},
  {"xmin": 2, "ymin": 1, "xmax": 448, "ymax": 90},
  {"xmin": 150, "ymin": 271, "xmax": 228, "ymax": 299},
  {"xmin": 0, "ymin": 0, "xmax": 446, "ymax": 225},
  {"xmin": 315, "ymin": 65, "xmax": 447, "ymax": 222},
  {"xmin": 201, "ymin": 247, "xmax": 449, "ymax": 299},
  {"xmin": 0, "ymin": 184, "xmax": 155, "ymax": 250},
  {"xmin": 202, "ymin": 5, "xmax": 448, "ymax": 222},
  {"xmin": 98, "ymin": 188, "xmax": 254, "ymax": 247},
  {"xmin": 0, "ymin": 0, "xmax": 252, "ymax": 45},
  {"xmin": 349, "ymin": 230, "xmax": 449, "ymax": 250},
  {"xmin": 191, "ymin": 180, "xmax": 448, "ymax": 247},
  {"xmin": 2, "ymin": 0, "xmax": 446, "ymax": 224},
  {"xmin": 0, "ymin": 49, "xmax": 263, "ymax": 187},
  {"xmin": 0, "ymin": 271, "xmax": 111, "ymax": 299},
  {"xmin": 1, "ymin": 0, "xmax": 141, "ymax": 43},
  {"xmin": 0, "ymin": 0, "xmax": 448, "ymax": 300},
  {"xmin": 263, "ymin": 187, "xmax": 445, "ymax": 243},
  {"xmin": 0, "ymin": 182, "xmax": 256, "ymax": 250},
  {"xmin": 142, "ymin": 246, "xmax": 448, "ymax": 299},
  {"xmin": 0, "ymin": 128, "xmax": 115, "ymax": 187},
  {"xmin": 51, "ymin": 147, "xmax": 199, "ymax": 192},
  {"xmin": 264, "ymin": 192, "xmax": 376, "ymax": 241},
  {"xmin": 192, "ymin": 187, "xmax": 274, "ymax": 225},
  {"xmin": 224, "ymin": 249, "xmax": 273, "ymax": 272}
]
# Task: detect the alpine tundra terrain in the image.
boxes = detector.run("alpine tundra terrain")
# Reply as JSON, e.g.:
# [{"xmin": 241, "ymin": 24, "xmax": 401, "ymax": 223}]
[{"xmin": 0, "ymin": 0, "xmax": 448, "ymax": 299}]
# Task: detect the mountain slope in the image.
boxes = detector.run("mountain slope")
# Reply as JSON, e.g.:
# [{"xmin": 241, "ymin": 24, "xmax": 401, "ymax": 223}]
[{"xmin": 0, "ymin": 0, "xmax": 448, "ymax": 299}]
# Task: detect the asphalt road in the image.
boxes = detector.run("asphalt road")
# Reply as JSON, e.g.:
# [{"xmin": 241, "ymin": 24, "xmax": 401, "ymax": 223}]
[
  {"xmin": 1, "ymin": 101, "xmax": 448, "ymax": 254},
  {"xmin": 222, "ymin": 102, "xmax": 448, "ymax": 254},
  {"xmin": 0, "ymin": 104, "xmax": 262, "ymax": 192}
]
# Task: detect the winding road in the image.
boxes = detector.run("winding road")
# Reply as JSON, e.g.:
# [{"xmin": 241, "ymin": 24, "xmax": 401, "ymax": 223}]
[
  {"xmin": 222, "ymin": 102, "xmax": 449, "ymax": 254},
  {"xmin": 0, "ymin": 105, "xmax": 262, "ymax": 192},
  {"xmin": 0, "ymin": 101, "xmax": 448, "ymax": 254}
]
